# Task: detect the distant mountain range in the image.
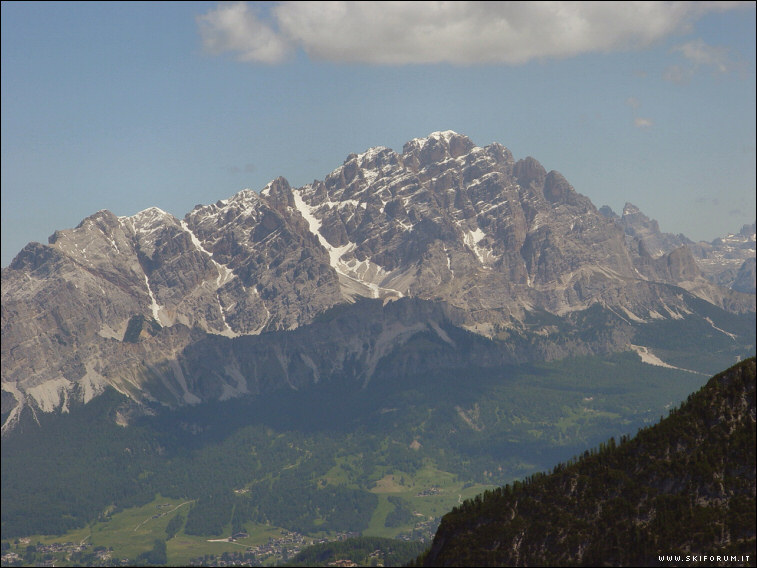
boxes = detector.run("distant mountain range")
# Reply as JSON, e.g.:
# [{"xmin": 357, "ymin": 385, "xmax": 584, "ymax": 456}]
[
  {"xmin": 2, "ymin": 131, "xmax": 755, "ymax": 434},
  {"xmin": 600, "ymin": 203, "xmax": 755, "ymax": 294},
  {"xmin": 417, "ymin": 357, "xmax": 756, "ymax": 567}
]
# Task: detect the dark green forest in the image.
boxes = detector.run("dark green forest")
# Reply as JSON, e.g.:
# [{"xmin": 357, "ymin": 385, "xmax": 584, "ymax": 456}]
[{"xmin": 286, "ymin": 536, "xmax": 425, "ymax": 566}]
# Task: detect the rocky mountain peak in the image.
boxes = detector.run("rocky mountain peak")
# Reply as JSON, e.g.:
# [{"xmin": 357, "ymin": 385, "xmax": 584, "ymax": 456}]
[
  {"xmin": 661, "ymin": 245, "xmax": 701, "ymax": 281},
  {"xmin": 513, "ymin": 156, "xmax": 547, "ymax": 191},
  {"xmin": 74, "ymin": 209, "xmax": 121, "ymax": 231},
  {"xmin": 482, "ymin": 142, "xmax": 515, "ymax": 169},
  {"xmin": 348, "ymin": 145, "xmax": 395, "ymax": 169},
  {"xmin": 189, "ymin": 187, "xmax": 263, "ymax": 228},
  {"xmin": 123, "ymin": 206, "xmax": 176, "ymax": 231},
  {"xmin": 401, "ymin": 130, "xmax": 476, "ymax": 170},
  {"xmin": 402, "ymin": 130, "xmax": 471, "ymax": 153},
  {"xmin": 259, "ymin": 176, "xmax": 294, "ymax": 207},
  {"xmin": 229, "ymin": 187, "xmax": 260, "ymax": 203},
  {"xmin": 619, "ymin": 202, "xmax": 691, "ymax": 259}
]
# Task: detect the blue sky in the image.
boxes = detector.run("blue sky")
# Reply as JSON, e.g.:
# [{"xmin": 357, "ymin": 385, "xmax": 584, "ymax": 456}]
[{"xmin": 2, "ymin": 1, "xmax": 755, "ymax": 267}]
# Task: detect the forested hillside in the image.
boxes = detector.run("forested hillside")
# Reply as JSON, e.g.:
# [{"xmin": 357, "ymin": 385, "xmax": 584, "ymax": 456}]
[
  {"xmin": 417, "ymin": 358, "xmax": 756, "ymax": 567},
  {"xmin": 1, "ymin": 352, "xmax": 714, "ymax": 541}
]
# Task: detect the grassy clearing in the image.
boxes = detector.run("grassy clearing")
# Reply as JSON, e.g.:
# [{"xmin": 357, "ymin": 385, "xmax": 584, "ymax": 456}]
[
  {"xmin": 88, "ymin": 496, "xmax": 191, "ymax": 559},
  {"xmin": 167, "ymin": 534, "xmax": 248, "ymax": 566},
  {"xmin": 322, "ymin": 457, "xmax": 351, "ymax": 485},
  {"xmin": 370, "ymin": 473, "xmax": 411, "ymax": 494},
  {"xmin": 166, "ymin": 522, "xmax": 285, "ymax": 566},
  {"xmin": 404, "ymin": 484, "xmax": 489, "ymax": 520},
  {"xmin": 16, "ymin": 496, "xmax": 295, "ymax": 566}
]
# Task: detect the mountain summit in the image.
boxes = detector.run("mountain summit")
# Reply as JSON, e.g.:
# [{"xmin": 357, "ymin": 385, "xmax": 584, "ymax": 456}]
[{"xmin": 1, "ymin": 132, "xmax": 754, "ymax": 433}]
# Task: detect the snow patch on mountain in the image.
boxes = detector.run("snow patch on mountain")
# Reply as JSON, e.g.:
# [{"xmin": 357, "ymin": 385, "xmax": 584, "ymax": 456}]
[
  {"xmin": 143, "ymin": 273, "xmax": 163, "ymax": 323},
  {"xmin": 140, "ymin": 273, "xmax": 165, "ymax": 324},
  {"xmin": 407, "ymin": 130, "xmax": 461, "ymax": 150},
  {"xmin": 292, "ymin": 188, "xmax": 404, "ymax": 299},
  {"xmin": 180, "ymin": 220, "xmax": 238, "ymax": 338},
  {"xmin": 464, "ymin": 227, "xmax": 495, "ymax": 267}
]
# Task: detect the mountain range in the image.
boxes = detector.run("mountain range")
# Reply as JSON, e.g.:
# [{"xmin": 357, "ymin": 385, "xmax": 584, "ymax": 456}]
[
  {"xmin": 600, "ymin": 203, "xmax": 755, "ymax": 294},
  {"xmin": 2, "ymin": 131, "xmax": 755, "ymax": 435}
]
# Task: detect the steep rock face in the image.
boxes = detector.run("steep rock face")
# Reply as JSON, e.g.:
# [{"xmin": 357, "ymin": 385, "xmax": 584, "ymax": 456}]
[
  {"xmin": 2, "ymin": 131, "xmax": 754, "ymax": 429},
  {"xmin": 156, "ymin": 298, "xmax": 476, "ymax": 402},
  {"xmin": 183, "ymin": 181, "xmax": 343, "ymax": 334},
  {"xmin": 421, "ymin": 358, "xmax": 757, "ymax": 567}
]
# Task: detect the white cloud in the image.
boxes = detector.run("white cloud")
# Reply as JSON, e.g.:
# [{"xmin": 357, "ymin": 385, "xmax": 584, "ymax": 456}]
[
  {"xmin": 673, "ymin": 39, "xmax": 734, "ymax": 73},
  {"xmin": 197, "ymin": 1, "xmax": 746, "ymax": 66},
  {"xmin": 197, "ymin": 2, "xmax": 291, "ymax": 64},
  {"xmin": 663, "ymin": 38, "xmax": 745, "ymax": 83},
  {"xmin": 634, "ymin": 117, "xmax": 654, "ymax": 128}
]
